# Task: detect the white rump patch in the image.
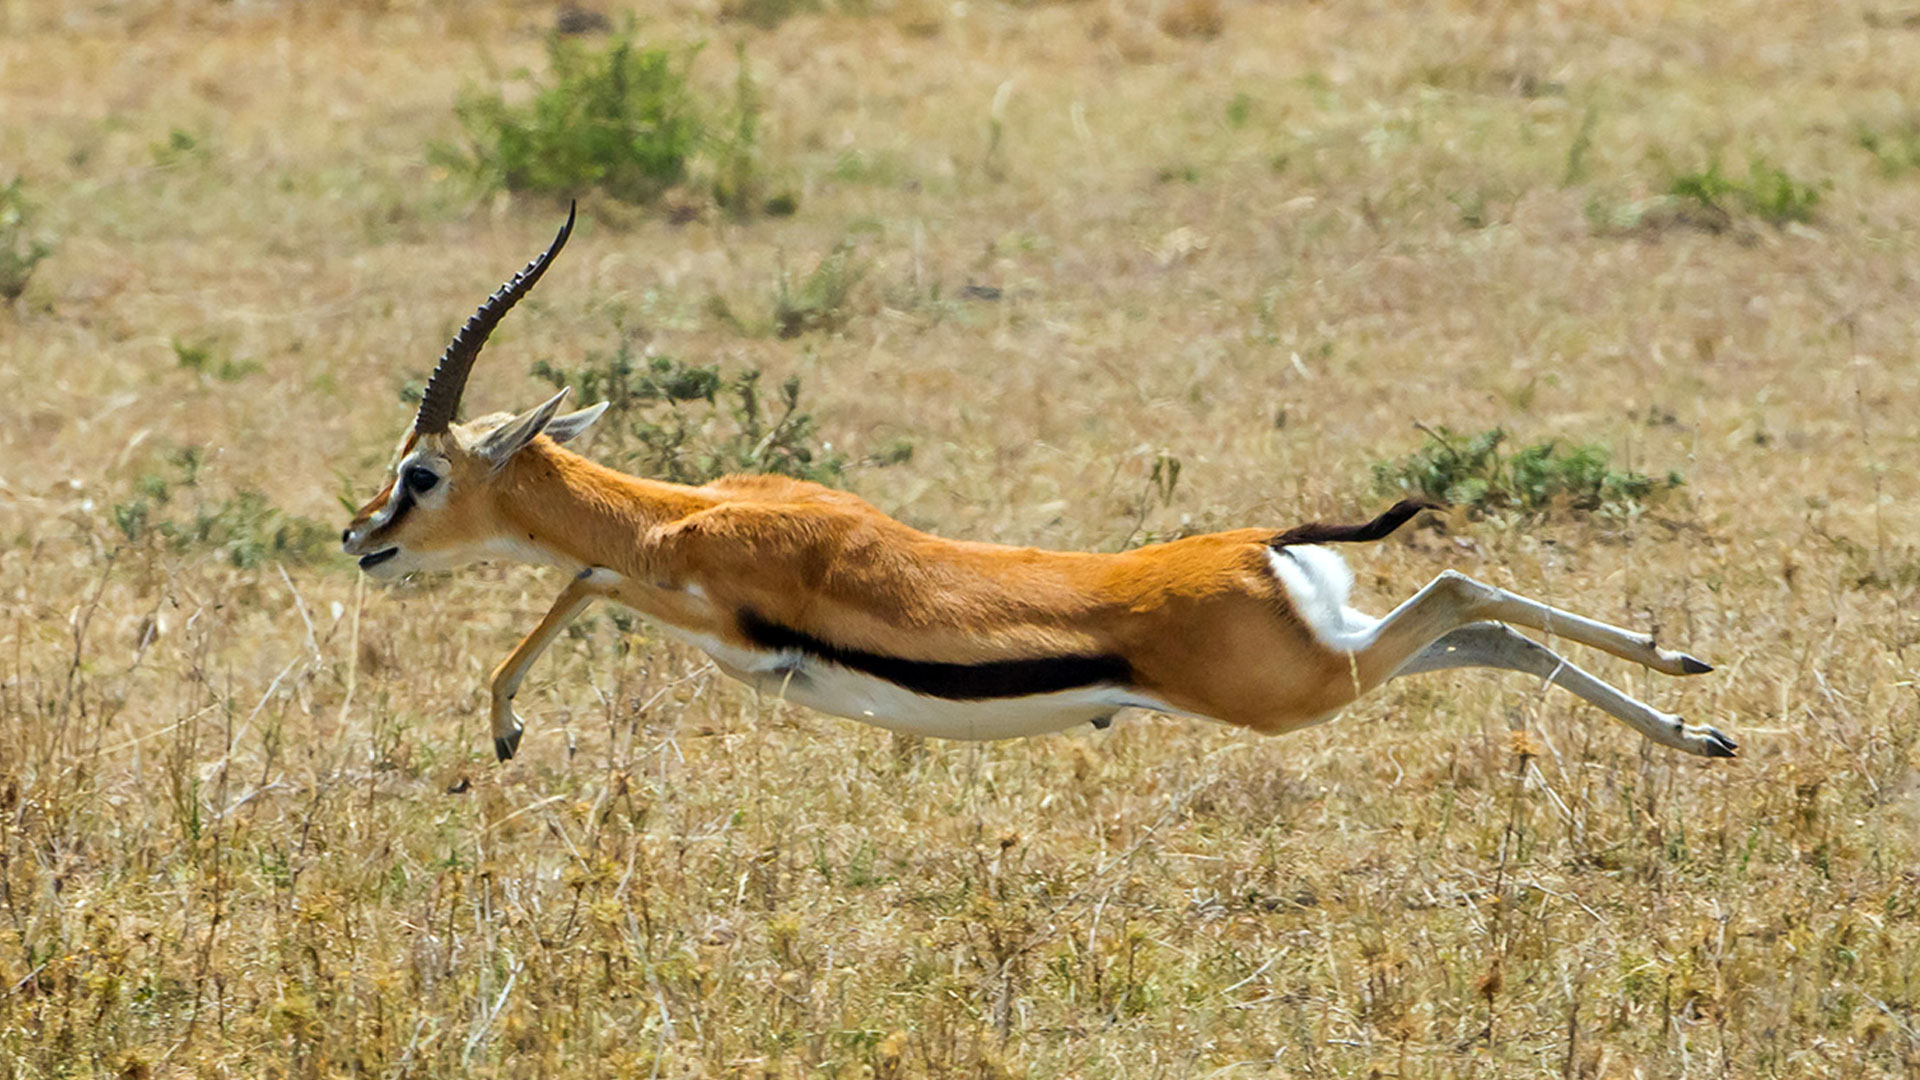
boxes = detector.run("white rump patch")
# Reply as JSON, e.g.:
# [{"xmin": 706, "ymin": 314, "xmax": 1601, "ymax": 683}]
[{"xmin": 1267, "ymin": 545, "xmax": 1380, "ymax": 652}]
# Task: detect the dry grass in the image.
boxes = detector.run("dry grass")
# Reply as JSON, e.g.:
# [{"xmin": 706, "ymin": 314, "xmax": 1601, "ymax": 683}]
[{"xmin": 2, "ymin": 0, "xmax": 1918, "ymax": 1075}]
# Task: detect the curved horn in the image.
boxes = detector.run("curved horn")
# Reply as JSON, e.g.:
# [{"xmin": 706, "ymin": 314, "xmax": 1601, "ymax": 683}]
[{"xmin": 414, "ymin": 201, "xmax": 577, "ymax": 435}]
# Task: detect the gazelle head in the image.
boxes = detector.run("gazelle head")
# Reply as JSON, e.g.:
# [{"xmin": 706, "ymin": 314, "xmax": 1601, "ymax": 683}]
[{"xmin": 341, "ymin": 204, "xmax": 607, "ymax": 580}]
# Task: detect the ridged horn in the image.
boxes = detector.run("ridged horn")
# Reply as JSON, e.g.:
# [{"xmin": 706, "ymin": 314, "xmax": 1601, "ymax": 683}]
[{"xmin": 413, "ymin": 202, "xmax": 576, "ymax": 435}]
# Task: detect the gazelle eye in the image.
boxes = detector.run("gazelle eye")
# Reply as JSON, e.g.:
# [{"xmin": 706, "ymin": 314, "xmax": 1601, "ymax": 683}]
[{"xmin": 404, "ymin": 466, "xmax": 439, "ymax": 494}]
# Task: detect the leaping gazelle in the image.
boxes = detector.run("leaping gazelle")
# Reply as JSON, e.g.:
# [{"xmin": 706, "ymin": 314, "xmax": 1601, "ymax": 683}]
[{"xmin": 342, "ymin": 207, "xmax": 1737, "ymax": 763}]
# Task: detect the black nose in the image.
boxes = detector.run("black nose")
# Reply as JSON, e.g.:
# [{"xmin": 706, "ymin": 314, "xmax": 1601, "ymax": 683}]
[{"xmin": 340, "ymin": 528, "xmax": 351, "ymax": 545}]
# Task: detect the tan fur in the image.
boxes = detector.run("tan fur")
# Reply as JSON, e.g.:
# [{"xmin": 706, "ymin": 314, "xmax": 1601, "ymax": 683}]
[{"xmin": 347, "ymin": 428, "xmax": 1361, "ymax": 733}]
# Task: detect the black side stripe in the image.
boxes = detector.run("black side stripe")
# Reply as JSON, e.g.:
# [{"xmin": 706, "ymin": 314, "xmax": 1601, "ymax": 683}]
[{"xmin": 736, "ymin": 611, "xmax": 1133, "ymax": 701}]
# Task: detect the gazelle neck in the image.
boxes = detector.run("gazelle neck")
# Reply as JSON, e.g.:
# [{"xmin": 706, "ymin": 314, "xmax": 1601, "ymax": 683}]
[{"xmin": 491, "ymin": 439, "xmax": 712, "ymax": 577}]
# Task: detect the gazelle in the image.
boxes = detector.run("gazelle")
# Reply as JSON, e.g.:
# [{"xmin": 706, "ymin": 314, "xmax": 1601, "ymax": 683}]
[{"xmin": 342, "ymin": 207, "xmax": 1737, "ymax": 763}]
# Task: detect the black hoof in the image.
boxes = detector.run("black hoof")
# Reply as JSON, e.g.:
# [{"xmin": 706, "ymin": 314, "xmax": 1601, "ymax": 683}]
[
  {"xmin": 1701, "ymin": 727, "xmax": 1738, "ymax": 758},
  {"xmin": 495, "ymin": 730, "xmax": 523, "ymax": 762},
  {"xmin": 1680, "ymin": 655, "xmax": 1714, "ymax": 675}
]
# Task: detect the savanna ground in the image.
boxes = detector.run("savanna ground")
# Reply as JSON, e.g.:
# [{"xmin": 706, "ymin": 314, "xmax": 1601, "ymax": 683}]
[{"xmin": 3, "ymin": 0, "xmax": 1919, "ymax": 1075}]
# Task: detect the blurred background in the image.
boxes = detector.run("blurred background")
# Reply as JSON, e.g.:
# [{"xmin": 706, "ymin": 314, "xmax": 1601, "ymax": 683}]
[{"xmin": 1, "ymin": 0, "xmax": 1916, "ymax": 1075}]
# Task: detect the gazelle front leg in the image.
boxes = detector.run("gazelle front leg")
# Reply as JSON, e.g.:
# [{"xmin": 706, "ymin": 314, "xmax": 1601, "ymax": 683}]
[
  {"xmin": 1395, "ymin": 622, "xmax": 1737, "ymax": 757},
  {"xmin": 489, "ymin": 568, "xmax": 620, "ymax": 761}
]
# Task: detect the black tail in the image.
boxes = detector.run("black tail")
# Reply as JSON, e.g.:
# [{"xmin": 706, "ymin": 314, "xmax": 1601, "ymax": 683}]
[{"xmin": 1270, "ymin": 498, "xmax": 1442, "ymax": 548}]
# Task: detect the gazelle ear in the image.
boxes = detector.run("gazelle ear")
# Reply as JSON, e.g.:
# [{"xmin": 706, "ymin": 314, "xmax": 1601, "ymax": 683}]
[
  {"xmin": 543, "ymin": 400, "xmax": 609, "ymax": 445},
  {"xmin": 478, "ymin": 387, "xmax": 573, "ymax": 468}
]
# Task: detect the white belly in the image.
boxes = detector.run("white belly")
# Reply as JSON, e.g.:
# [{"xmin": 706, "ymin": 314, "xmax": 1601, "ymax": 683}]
[{"xmin": 659, "ymin": 626, "xmax": 1170, "ymax": 740}]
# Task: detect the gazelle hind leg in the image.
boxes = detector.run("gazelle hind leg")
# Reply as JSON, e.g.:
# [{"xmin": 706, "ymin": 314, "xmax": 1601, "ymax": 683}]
[
  {"xmin": 1394, "ymin": 622, "xmax": 1736, "ymax": 758},
  {"xmin": 1429, "ymin": 571, "xmax": 1709, "ymax": 676},
  {"xmin": 1349, "ymin": 569, "xmax": 1711, "ymax": 681}
]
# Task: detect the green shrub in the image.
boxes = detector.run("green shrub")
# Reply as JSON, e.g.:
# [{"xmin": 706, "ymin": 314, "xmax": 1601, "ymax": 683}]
[
  {"xmin": 710, "ymin": 43, "xmax": 789, "ymax": 220},
  {"xmin": 718, "ymin": 0, "xmax": 880, "ymax": 30},
  {"xmin": 1224, "ymin": 92, "xmax": 1254, "ymax": 129},
  {"xmin": 533, "ymin": 345, "xmax": 880, "ymax": 486},
  {"xmin": 1590, "ymin": 155, "xmax": 1824, "ymax": 236},
  {"xmin": 0, "ymin": 179, "xmax": 52, "ymax": 301},
  {"xmin": 1857, "ymin": 122, "xmax": 1920, "ymax": 175},
  {"xmin": 1668, "ymin": 156, "xmax": 1821, "ymax": 226},
  {"xmin": 722, "ymin": 0, "xmax": 816, "ymax": 31},
  {"xmin": 444, "ymin": 36, "xmax": 702, "ymax": 205},
  {"xmin": 111, "ymin": 447, "xmax": 335, "ymax": 568},
  {"xmin": 150, "ymin": 128, "xmax": 209, "ymax": 169},
  {"xmin": 1666, "ymin": 159, "xmax": 1740, "ymax": 212},
  {"xmin": 1372, "ymin": 426, "xmax": 1682, "ymax": 515},
  {"xmin": 443, "ymin": 35, "xmax": 796, "ymax": 218},
  {"xmin": 173, "ymin": 336, "xmax": 262, "ymax": 382},
  {"xmin": 1740, "ymin": 159, "xmax": 1822, "ymax": 224}
]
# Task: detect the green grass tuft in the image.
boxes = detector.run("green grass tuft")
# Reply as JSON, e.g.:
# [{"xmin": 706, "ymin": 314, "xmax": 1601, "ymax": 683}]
[
  {"xmin": 173, "ymin": 336, "xmax": 263, "ymax": 382},
  {"xmin": 532, "ymin": 344, "xmax": 871, "ymax": 485},
  {"xmin": 772, "ymin": 241, "xmax": 867, "ymax": 338},
  {"xmin": 0, "ymin": 178, "xmax": 52, "ymax": 301},
  {"xmin": 112, "ymin": 446, "xmax": 336, "ymax": 568},
  {"xmin": 1857, "ymin": 121, "xmax": 1920, "ymax": 175},
  {"xmin": 1373, "ymin": 426, "xmax": 1683, "ymax": 515},
  {"xmin": 1668, "ymin": 155, "xmax": 1822, "ymax": 227}
]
